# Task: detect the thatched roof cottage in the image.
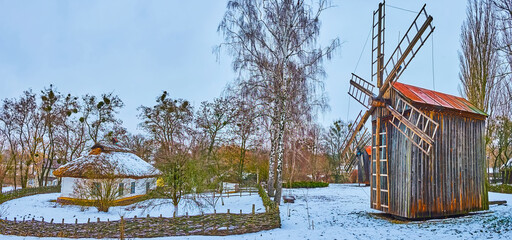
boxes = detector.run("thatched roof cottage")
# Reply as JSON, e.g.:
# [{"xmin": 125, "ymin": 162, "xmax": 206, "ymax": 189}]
[{"xmin": 54, "ymin": 142, "xmax": 161, "ymax": 203}]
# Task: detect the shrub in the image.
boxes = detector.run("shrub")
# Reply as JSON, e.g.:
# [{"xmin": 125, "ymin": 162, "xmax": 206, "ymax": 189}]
[
  {"xmin": 285, "ymin": 181, "xmax": 329, "ymax": 189},
  {"xmin": 488, "ymin": 184, "xmax": 512, "ymax": 194},
  {"xmin": 257, "ymin": 184, "xmax": 277, "ymax": 211}
]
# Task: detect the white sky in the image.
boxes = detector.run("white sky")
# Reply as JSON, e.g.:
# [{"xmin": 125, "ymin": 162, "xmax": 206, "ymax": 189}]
[{"xmin": 0, "ymin": 0, "xmax": 467, "ymax": 133}]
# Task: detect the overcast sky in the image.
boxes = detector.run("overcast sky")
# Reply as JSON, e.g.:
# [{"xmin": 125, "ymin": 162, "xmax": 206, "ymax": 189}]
[{"xmin": 0, "ymin": 0, "xmax": 467, "ymax": 133}]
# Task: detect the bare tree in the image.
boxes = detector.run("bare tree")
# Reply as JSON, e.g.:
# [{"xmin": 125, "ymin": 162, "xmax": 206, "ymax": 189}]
[
  {"xmin": 37, "ymin": 85, "xmax": 61, "ymax": 187},
  {"xmin": 0, "ymin": 98, "xmax": 20, "ymax": 189},
  {"xmin": 0, "ymin": 138, "xmax": 14, "ymax": 193},
  {"xmin": 120, "ymin": 133, "xmax": 154, "ymax": 162},
  {"xmin": 14, "ymin": 91, "xmax": 45, "ymax": 188},
  {"xmin": 56, "ymin": 93, "xmax": 88, "ymax": 171},
  {"xmin": 138, "ymin": 91, "xmax": 194, "ymax": 214},
  {"xmin": 230, "ymin": 94, "xmax": 259, "ymax": 185},
  {"xmin": 488, "ymin": 116, "xmax": 512, "ymax": 182},
  {"xmin": 138, "ymin": 91, "xmax": 193, "ymax": 155},
  {"xmin": 81, "ymin": 93, "xmax": 124, "ymax": 143},
  {"xmin": 493, "ymin": 0, "xmax": 512, "ymax": 118},
  {"xmin": 323, "ymin": 120, "xmax": 349, "ymax": 183},
  {"xmin": 195, "ymin": 97, "xmax": 236, "ymax": 163},
  {"xmin": 218, "ymin": 0, "xmax": 338, "ymax": 205},
  {"xmin": 459, "ymin": 0, "xmax": 501, "ymax": 117}
]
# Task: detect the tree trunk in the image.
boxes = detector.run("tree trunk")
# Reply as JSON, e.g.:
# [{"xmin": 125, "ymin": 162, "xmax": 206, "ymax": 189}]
[
  {"xmin": 174, "ymin": 204, "xmax": 179, "ymax": 216},
  {"xmin": 267, "ymin": 133, "xmax": 276, "ymax": 197},
  {"xmin": 12, "ymin": 155, "xmax": 17, "ymax": 190},
  {"xmin": 274, "ymin": 111, "xmax": 286, "ymax": 205}
]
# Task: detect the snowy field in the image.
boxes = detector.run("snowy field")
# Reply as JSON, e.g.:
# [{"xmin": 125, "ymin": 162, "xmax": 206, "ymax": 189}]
[
  {"xmin": 0, "ymin": 192, "xmax": 264, "ymax": 223},
  {"xmin": 1, "ymin": 184, "xmax": 512, "ymax": 239}
]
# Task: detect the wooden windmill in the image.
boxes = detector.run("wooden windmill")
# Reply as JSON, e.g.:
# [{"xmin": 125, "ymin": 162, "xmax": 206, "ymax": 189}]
[
  {"xmin": 340, "ymin": 2, "xmax": 436, "ymax": 211},
  {"xmin": 341, "ymin": 2, "xmax": 489, "ymax": 219}
]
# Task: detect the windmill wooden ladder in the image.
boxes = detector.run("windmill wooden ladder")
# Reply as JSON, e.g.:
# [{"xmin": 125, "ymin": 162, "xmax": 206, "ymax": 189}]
[{"xmin": 372, "ymin": 116, "xmax": 389, "ymax": 210}]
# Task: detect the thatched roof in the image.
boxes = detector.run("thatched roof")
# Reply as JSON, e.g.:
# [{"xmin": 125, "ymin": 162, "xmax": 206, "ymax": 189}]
[{"xmin": 53, "ymin": 143, "xmax": 161, "ymax": 179}]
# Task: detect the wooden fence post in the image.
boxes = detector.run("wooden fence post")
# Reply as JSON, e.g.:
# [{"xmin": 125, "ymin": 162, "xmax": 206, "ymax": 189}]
[
  {"xmin": 97, "ymin": 217, "xmax": 100, "ymax": 223},
  {"xmin": 50, "ymin": 218, "xmax": 54, "ymax": 224},
  {"xmin": 62, "ymin": 218, "xmax": 64, "ymax": 224},
  {"xmin": 120, "ymin": 216, "xmax": 125, "ymax": 240},
  {"xmin": 240, "ymin": 209, "xmax": 242, "ymax": 215},
  {"xmin": 87, "ymin": 218, "xmax": 90, "ymax": 224},
  {"xmin": 252, "ymin": 204, "xmax": 255, "ymax": 214}
]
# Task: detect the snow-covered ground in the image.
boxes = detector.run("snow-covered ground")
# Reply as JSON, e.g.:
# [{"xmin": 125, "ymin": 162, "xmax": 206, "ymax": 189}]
[
  {"xmin": 1, "ymin": 184, "xmax": 512, "ymax": 239},
  {"xmin": 0, "ymin": 192, "xmax": 264, "ymax": 223},
  {"xmin": 2, "ymin": 186, "xmax": 21, "ymax": 192}
]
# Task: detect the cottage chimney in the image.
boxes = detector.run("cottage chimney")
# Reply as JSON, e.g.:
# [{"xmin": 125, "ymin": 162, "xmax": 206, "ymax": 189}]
[{"xmin": 89, "ymin": 144, "xmax": 103, "ymax": 155}]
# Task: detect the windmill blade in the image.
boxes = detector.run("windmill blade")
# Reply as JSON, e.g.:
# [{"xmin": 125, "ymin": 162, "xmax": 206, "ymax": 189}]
[
  {"xmin": 341, "ymin": 127, "xmax": 369, "ymax": 164},
  {"xmin": 348, "ymin": 73, "xmax": 375, "ymax": 109},
  {"xmin": 379, "ymin": 4, "xmax": 435, "ymax": 97},
  {"xmin": 386, "ymin": 95, "xmax": 439, "ymax": 154},
  {"xmin": 339, "ymin": 109, "xmax": 373, "ymax": 164},
  {"xmin": 343, "ymin": 129, "xmax": 371, "ymax": 172},
  {"xmin": 371, "ymin": 1, "xmax": 385, "ymax": 87}
]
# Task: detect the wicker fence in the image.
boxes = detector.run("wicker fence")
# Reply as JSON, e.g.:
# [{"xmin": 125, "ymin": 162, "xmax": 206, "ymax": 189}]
[{"xmin": 0, "ymin": 186, "xmax": 60, "ymax": 204}]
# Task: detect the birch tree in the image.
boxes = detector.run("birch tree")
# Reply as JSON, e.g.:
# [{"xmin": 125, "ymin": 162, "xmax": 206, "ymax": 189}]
[{"xmin": 218, "ymin": 0, "xmax": 338, "ymax": 204}]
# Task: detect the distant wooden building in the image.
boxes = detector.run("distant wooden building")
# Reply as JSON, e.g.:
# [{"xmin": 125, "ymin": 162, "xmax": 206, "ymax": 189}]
[
  {"xmin": 356, "ymin": 146, "xmax": 371, "ymax": 185},
  {"xmin": 372, "ymin": 82, "xmax": 488, "ymax": 219}
]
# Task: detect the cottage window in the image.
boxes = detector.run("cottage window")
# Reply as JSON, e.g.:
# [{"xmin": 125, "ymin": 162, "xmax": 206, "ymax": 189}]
[
  {"xmin": 92, "ymin": 182, "xmax": 101, "ymax": 195},
  {"xmin": 130, "ymin": 182, "xmax": 135, "ymax": 194},
  {"xmin": 119, "ymin": 183, "xmax": 124, "ymax": 196}
]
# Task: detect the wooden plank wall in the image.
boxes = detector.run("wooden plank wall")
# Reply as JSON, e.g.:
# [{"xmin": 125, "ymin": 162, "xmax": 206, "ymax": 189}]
[{"xmin": 386, "ymin": 111, "xmax": 488, "ymax": 219}]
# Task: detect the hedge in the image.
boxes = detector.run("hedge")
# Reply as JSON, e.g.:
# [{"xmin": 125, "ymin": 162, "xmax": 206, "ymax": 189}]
[
  {"xmin": 0, "ymin": 186, "xmax": 60, "ymax": 204},
  {"xmin": 284, "ymin": 181, "xmax": 329, "ymax": 189},
  {"xmin": 257, "ymin": 184, "xmax": 278, "ymax": 212},
  {"xmin": 488, "ymin": 184, "xmax": 512, "ymax": 194}
]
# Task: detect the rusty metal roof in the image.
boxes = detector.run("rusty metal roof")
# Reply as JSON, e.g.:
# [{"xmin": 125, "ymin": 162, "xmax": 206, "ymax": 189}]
[{"xmin": 392, "ymin": 82, "xmax": 487, "ymax": 116}]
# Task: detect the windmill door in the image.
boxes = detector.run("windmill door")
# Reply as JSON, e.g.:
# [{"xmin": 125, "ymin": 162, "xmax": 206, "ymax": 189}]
[{"xmin": 371, "ymin": 118, "xmax": 390, "ymax": 211}]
